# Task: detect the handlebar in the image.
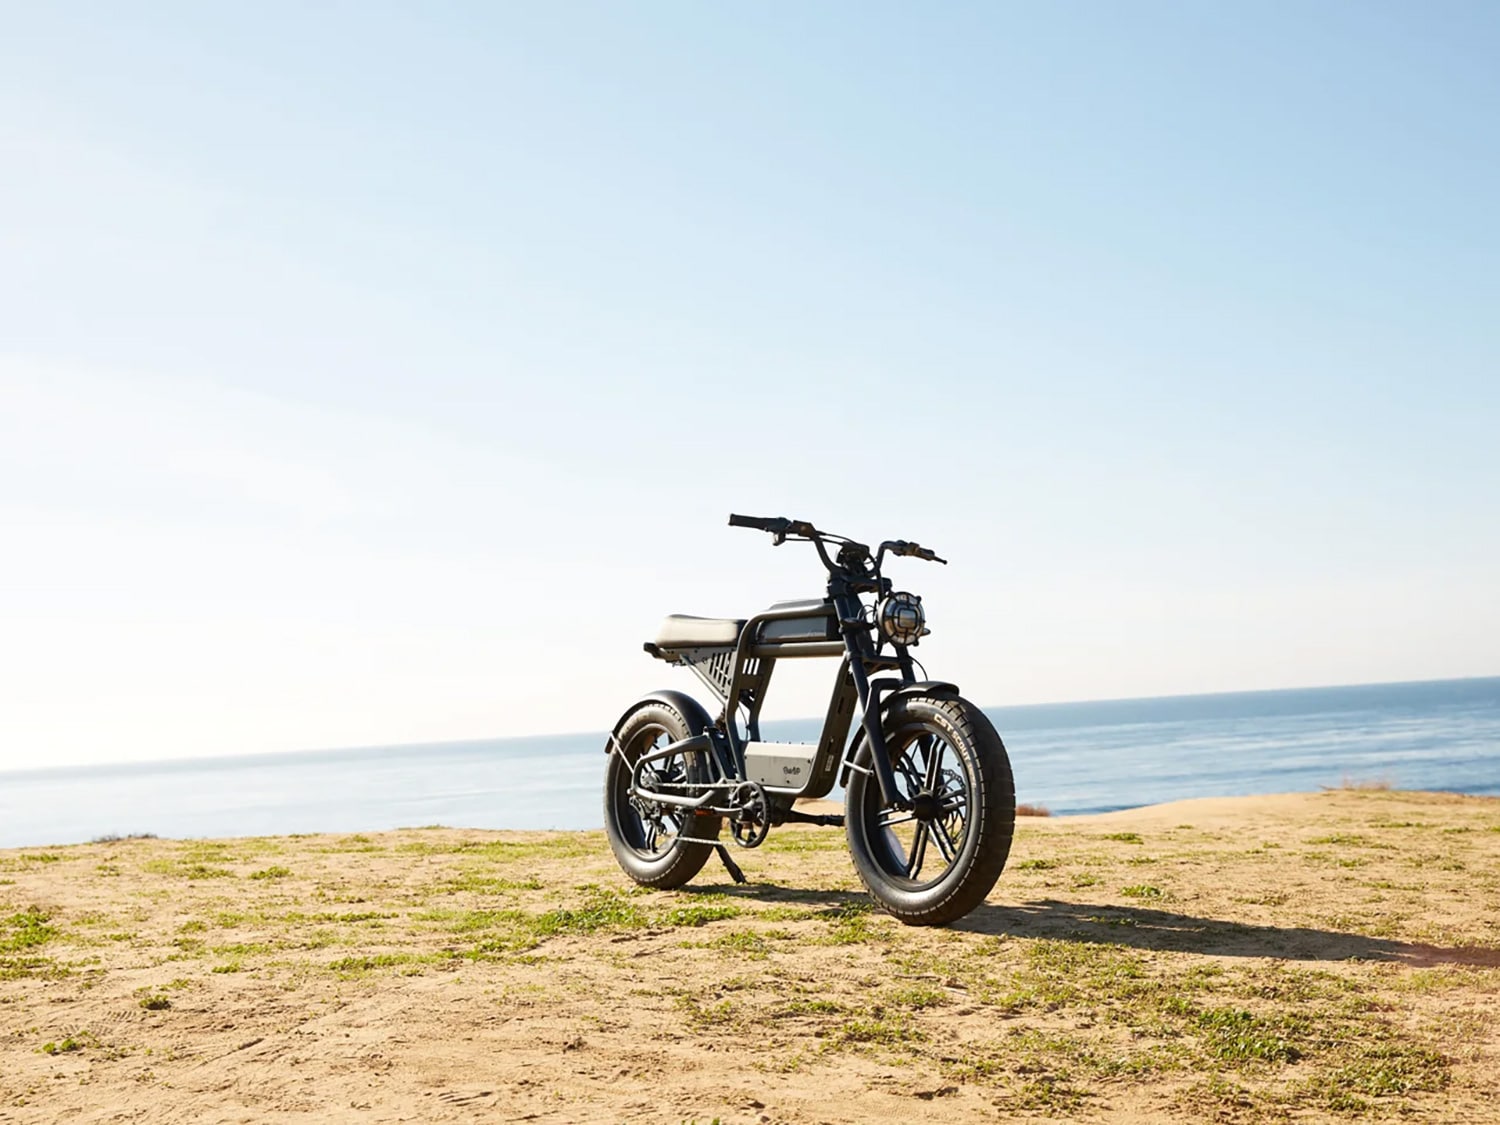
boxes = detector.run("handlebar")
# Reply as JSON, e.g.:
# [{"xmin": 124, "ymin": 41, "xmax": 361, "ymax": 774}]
[
  {"xmin": 728, "ymin": 514, "xmax": 946, "ymax": 570},
  {"xmin": 727, "ymin": 513, "xmax": 780, "ymax": 532},
  {"xmin": 727, "ymin": 513, "xmax": 815, "ymax": 538},
  {"xmin": 882, "ymin": 539, "xmax": 948, "ymax": 565}
]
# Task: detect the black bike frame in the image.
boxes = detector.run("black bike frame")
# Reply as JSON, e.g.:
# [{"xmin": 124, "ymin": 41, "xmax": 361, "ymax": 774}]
[{"xmin": 642, "ymin": 526, "xmax": 945, "ymax": 813}]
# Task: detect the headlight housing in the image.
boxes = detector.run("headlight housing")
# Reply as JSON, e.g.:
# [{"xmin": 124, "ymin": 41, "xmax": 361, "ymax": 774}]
[{"xmin": 878, "ymin": 591, "xmax": 926, "ymax": 646}]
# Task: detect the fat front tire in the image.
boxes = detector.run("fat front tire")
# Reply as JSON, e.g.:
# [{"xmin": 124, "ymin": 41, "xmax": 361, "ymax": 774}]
[
  {"xmin": 604, "ymin": 700, "xmax": 722, "ymax": 889},
  {"xmin": 845, "ymin": 693, "xmax": 1015, "ymax": 926}
]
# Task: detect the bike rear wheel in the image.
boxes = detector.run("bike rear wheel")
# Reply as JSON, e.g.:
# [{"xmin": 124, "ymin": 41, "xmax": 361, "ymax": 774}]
[
  {"xmin": 604, "ymin": 699, "xmax": 722, "ymax": 889},
  {"xmin": 845, "ymin": 693, "xmax": 1015, "ymax": 925}
]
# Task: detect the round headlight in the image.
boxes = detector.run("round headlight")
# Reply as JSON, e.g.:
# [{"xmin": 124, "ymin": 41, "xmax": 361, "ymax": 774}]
[{"xmin": 878, "ymin": 591, "xmax": 926, "ymax": 646}]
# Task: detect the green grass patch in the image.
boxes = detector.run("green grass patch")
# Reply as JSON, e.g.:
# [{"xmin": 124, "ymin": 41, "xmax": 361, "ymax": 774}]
[
  {"xmin": 450, "ymin": 888, "xmax": 663, "ymax": 955},
  {"xmin": 1102, "ymin": 832, "xmax": 1143, "ymax": 844},
  {"xmin": 1, "ymin": 912, "xmax": 69, "ymax": 980},
  {"xmin": 676, "ymin": 994, "xmax": 738, "ymax": 1027},
  {"xmin": 248, "ymin": 866, "xmax": 292, "ymax": 880},
  {"xmin": 756, "ymin": 905, "xmax": 823, "ymax": 923},
  {"xmin": 211, "ymin": 942, "xmax": 272, "ymax": 956},
  {"xmin": 398, "ymin": 836, "xmax": 595, "ymax": 861},
  {"xmin": 213, "ymin": 910, "xmax": 261, "ymax": 927},
  {"xmin": 1194, "ymin": 1007, "xmax": 1303, "ymax": 1063},
  {"xmin": 1, "ymin": 907, "xmax": 57, "ymax": 953},
  {"xmin": 327, "ymin": 951, "xmax": 453, "ymax": 978},
  {"xmin": 281, "ymin": 910, "xmax": 394, "ymax": 925},
  {"xmin": 1120, "ymin": 884, "xmax": 1163, "ymax": 898},
  {"xmin": 997, "ymin": 939, "xmax": 1156, "ymax": 1012},
  {"xmin": 762, "ymin": 831, "xmax": 841, "ymax": 854},
  {"xmin": 780, "ymin": 997, "xmax": 846, "ymax": 1016},
  {"xmin": 438, "ymin": 870, "xmax": 545, "ymax": 894},
  {"xmin": 427, "ymin": 888, "xmax": 746, "ymax": 957},
  {"xmin": 1301, "ymin": 1037, "xmax": 1449, "ymax": 1104},
  {"xmin": 0, "ymin": 955, "xmax": 70, "ymax": 981},
  {"xmin": 688, "ymin": 930, "xmax": 771, "ymax": 959},
  {"xmin": 819, "ymin": 908, "xmax": 881, "ymax": 945},
  {"xmin": 834, "ymin": 1014, "xmax": 925, "ymax": 1046},
  {"xmin": 886, "ymin": 983, "xmax": 948, "ymax": 1009},
  {"xmin": 663, "ymin": 901, "xmax": 741, "ymax": 927},
  {"xmin": 536, "ymin": 888, "xmax": 651, "ymax": 935},
  {"xmin": 143, "ymin": 860, "xmax": 235, "ymax": 880},
  {"xmin": 417, "ymin": 907, "xmax": 517, "ymax": 933},
  {"xmin": 310, "ymin": 834, "xmax": 386, "ymax": 854},
  {"xmin": 40, "ymin": 1032, "xmax": 95, "ymax": 1055}
]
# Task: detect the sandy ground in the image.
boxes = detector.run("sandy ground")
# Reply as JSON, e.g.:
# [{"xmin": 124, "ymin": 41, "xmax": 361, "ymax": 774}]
[{"xmin": 2, "ymin": 789, "xmax": 1499, "ymax": 1124}]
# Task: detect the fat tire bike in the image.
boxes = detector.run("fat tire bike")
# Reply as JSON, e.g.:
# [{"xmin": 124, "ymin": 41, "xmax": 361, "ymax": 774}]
[{"xmin": 604, "ymin": 515, "xmax": 1015, "ymax": 926}]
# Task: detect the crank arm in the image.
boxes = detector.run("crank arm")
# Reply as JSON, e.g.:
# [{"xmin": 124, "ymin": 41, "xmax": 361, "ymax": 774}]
[{"xmin": 780, "ymin": 808, "xmax": 845, "ymax": 828}]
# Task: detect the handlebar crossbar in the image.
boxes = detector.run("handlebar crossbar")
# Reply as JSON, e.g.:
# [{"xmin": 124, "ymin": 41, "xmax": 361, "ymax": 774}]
[{"xmin": 728, "ymin": 514, "xmax": 946, "ymax": 572}]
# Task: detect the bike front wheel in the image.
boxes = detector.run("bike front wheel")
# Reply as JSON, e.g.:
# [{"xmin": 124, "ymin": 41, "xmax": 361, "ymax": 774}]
[{"xmin": 845, "ymin": 693, "xmax": 1015, "ymax": 925}]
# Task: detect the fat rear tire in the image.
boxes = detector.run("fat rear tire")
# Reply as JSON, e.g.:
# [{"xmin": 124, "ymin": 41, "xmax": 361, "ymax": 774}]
[
  {"xmin": 845, "ymin": 693, "xmax": 1015, "ymax": 925},
  {"xmin": 604, "ymin": 700, "xmax": 722, "ymax": 889}
]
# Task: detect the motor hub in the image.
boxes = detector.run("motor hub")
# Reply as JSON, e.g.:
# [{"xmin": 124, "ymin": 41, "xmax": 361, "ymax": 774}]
[{"xmin": 911, "ymin": 790, "xmax": 945, "ymax": 822}]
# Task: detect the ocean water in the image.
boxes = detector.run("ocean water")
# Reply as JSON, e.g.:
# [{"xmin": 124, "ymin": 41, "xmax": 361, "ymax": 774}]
[{"xmin": 2, "ymin": 678, "xmax": 1498, "ymax": 849}]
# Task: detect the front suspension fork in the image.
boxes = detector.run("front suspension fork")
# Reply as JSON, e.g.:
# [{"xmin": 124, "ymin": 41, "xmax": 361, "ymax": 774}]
[{"xmin": 846, "ymin": 650, "xmax": 909, "ymax": 810}]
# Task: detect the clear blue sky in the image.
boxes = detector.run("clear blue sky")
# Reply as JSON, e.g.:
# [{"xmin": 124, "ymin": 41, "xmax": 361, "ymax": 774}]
[{"xmin": 2, "ymin": 2, "xmax": 1497, "ymax": 767}]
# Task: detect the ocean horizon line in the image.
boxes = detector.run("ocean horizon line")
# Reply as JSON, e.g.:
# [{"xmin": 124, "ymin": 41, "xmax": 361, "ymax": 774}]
[{"xmin": 4, "ymin": 672, "xmax": 1497, "ymax": 781}]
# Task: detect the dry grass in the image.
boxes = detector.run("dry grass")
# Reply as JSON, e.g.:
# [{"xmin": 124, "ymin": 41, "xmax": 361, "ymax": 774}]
[
  {"xmin": 2, "ymin": 789, "xmax": 1498, "ymax": 1123},
  {"xmin": 1015, "ymin": 802, "xmax": 1052, "ymax": 816}
]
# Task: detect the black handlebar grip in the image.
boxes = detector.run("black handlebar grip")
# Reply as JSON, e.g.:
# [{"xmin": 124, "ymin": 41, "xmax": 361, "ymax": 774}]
[{"xmin": 728, "ymin": 513, "xmax": 770, "ymax": 530}]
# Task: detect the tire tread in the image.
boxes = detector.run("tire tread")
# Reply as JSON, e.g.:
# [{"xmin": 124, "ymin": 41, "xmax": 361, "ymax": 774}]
[{"xmin": 845, "ymin": 694, "xmax": 1015, "ymax": 926}]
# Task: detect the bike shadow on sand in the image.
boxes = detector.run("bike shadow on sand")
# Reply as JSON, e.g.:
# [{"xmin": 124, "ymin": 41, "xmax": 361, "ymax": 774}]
[{"xmin": 684, "ymin": 881, "xmax": 1498, "ymax": 969}]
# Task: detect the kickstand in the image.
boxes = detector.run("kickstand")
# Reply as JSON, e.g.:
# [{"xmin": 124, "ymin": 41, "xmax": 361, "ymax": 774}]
[{"xmin": 715, "ymin": 845, "xmax": 747, "ymax": 884}]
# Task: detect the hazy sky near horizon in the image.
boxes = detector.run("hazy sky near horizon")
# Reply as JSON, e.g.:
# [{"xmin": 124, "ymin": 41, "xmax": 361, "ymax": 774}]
[{"xmin": 2, "ymin": 2, "xmax": 1497, "ymax": 769}]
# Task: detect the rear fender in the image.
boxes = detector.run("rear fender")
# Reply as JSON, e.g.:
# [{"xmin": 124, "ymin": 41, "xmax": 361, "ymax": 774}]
[{"xmin": 604, "ymin": 690, "xmax": 713, "ymax": 754}]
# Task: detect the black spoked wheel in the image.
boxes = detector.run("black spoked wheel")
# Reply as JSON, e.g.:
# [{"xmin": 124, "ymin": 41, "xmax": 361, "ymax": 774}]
[
  {"xmin": 845, "ymin": 693, "xmax": 1015, "ymax": 925},
  {"xmin": 604, "ymin": 700, "xmax": 721, "ymax": 889}
]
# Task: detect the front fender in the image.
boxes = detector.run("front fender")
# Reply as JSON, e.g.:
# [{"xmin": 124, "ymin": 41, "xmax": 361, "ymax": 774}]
[
  {"xmin": 604, "ymin": 690, "xmax": 713, "ymax": 753},
  {"xmin": 837, "ymin": 680, "xmax": 962, "ymax": 786},
  {"xmin": 890, "ymin": 679, "xmax": 960, "ymax": 702}
]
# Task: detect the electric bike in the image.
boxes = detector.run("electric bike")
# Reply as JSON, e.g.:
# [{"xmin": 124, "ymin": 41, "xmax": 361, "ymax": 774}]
[{"xmin": 603, "ymin": 515, "xmax": 1015, "ymax": 925}]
